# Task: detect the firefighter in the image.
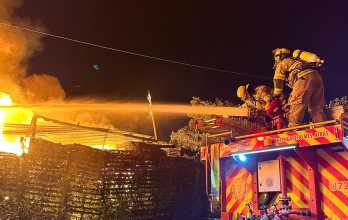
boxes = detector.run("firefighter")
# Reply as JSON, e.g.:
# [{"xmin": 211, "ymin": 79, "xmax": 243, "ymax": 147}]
[
  {"xmin": 237, "ymin": 84, "xmax": 287, "ymax": 110},
  {"xmin": 272, "ymin": 48, "xmax": 327, "ymax": 127}
]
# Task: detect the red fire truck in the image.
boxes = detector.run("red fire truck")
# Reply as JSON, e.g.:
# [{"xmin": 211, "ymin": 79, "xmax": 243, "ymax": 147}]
[{"xmin": 198, "ymin": 105, "xmax": 348, "ymax": 220}]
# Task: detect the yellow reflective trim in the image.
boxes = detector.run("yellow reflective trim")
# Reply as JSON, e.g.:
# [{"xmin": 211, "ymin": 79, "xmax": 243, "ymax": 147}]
[
  {"xmin": 318, "ymin": 164, "xmax": 348, "ymax": 198},
  {"xmin": 274, "ymin": 77, "xmax": 285, "ymax": 81},
  {"xmin": 289, "ymin": 62, "xmax": 299, "ymax": 71},
  {"xmin": 286, "ymin": 170, "xmax": 310, "ymax": 198},
  {"xmin": 287, "ymin": 187, "xmax": 308, "ymax": 208},
  {"xmin": 320, "ymin": 182, "xmax": 348, "ymax": 216},
  {"xmin": 305, "ymin": 137, "xmax": 321, "ymax": 145},
  {"xmin": 322, "ymin": 202, "xmax": 341, "ymax": 220},
  {"xmin": 286, "ymin": 156, "xmax": 309, "ymax": 180},
  {"xmin": 226, "ymin": 168, "xmax": 248, "ymax": 211},
  {"xmin": 226, "ymin": 163, "xmax": 240, "ymax": 185},
  {"xmin": 274, "ymin": 88, "xmax": 282, "ymax": 95},
  {"xmin": 226, "ymin": 167, "xmax": 246, "ymax": 192},
  {"xmin": 298, "ymin": 69, "xmax": 315, "ymax": 78},
  {"xmin": 338, "ymin": 149, "xmax": 348, "ymax": 161},
  {"xmin": 233, "ymin": 174, "xmax": 253, "ymax": 216},
  {"xmin": 263, "ymin": 95, "xmax": 271, "ymax": 102},
  {"xmin": 317, "ymin": 149, "xmax": 348, "ymax": 179},
  {"xmin": 274, "ymin": 74, "xmax": 285, "ymax": 79},
  {"xmin": 294, "ymin": 130, "xmax": 321, "ymax": 146}
]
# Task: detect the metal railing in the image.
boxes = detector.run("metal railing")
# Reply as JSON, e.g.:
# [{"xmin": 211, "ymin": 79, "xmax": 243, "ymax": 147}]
[{"xmin": 207, "ymin": 120, "xmax": 337, "ymax": 139}]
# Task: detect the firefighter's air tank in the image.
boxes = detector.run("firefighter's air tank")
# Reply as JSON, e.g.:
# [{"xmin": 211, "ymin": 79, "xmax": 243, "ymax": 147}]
[{"xmin": 293, "ymin": 49, "xmax": 324, "ymax": 64}]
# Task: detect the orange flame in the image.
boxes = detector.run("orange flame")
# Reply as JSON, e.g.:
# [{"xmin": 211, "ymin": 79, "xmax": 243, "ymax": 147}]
[
  {"xmin": 0, "ymin": 93, "xmax": 32, "ymax": 155},
  {"xmin": 0, "ymin": 38, "xmax": 14, "ymax": 55}
]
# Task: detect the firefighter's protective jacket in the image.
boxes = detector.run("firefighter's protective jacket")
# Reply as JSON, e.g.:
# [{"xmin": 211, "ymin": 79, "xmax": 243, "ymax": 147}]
[
  {"xmin": 273, "ymin": 58, "xmax": 316, "ymax": 96},
  {"xmin": 273, "ymin": 57, "xmax": 327, "ymax": 127},
  {"xmin": 241, "ymin": 85, "xmax": 286, "ymax": 110}
]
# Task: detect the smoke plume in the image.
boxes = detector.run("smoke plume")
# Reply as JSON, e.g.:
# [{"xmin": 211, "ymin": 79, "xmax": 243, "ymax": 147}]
[
  {"xmin": 0, "ymin": 1, "xmax": 156, "ymax": 141},
  {"xmin": 0, "ymin": 0, "xmax": 65, "ymax": 103}
]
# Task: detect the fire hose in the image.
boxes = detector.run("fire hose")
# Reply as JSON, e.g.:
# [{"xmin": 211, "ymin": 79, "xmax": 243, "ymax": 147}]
[{"xmin": 238, "ymin": 202, "xmax": 311, "ymax": 220}]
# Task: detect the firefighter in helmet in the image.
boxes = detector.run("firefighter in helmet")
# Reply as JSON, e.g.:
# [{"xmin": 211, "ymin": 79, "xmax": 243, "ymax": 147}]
[
  {"xmin": 272, "ymin": 48, "xmax": 327, "ymax": 127},
  {"xmin": 237, "ymin": 84, "xmax": 287, "ymax": 110}
]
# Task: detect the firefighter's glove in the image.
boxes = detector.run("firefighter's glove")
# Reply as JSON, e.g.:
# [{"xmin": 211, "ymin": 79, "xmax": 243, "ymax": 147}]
[
  {"xmin": 271, "ymin": 94, "xmax": 281, "ymax": 101},
  {"xmin": 267, "ymin": 94, "xmax": 281, "ymax": 106}
]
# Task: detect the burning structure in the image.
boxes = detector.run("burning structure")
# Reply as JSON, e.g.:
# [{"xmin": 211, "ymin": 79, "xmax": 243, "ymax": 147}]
[
  {"xmin": 0, "ymin": 3, "xmax": 210, "ymax": 219},
  {"xmin": 0, "ymin": 88, "xmax": 208, "ymax": 219},
  {"xmin": 0, "ymin": 138, "xmax": 207, "ymax": 219},
  {"xmin": 0, "ymin": 88, "xmax": 209, "ymax": 219}
]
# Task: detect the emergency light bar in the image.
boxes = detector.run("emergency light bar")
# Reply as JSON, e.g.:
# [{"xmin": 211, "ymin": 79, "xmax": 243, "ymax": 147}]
[{"xmin": 229, "ymin": 145, "xmax": 297, "ymax": 157}]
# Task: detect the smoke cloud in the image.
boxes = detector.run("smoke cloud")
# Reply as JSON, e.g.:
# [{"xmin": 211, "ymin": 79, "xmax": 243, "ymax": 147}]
[
  {"xmin": 0, "ymin": 0, "xmax": 65, "ymax": 103},
  {"xmin": 0, "ymin": 1, "xmax": 156, "ymax": 141}
]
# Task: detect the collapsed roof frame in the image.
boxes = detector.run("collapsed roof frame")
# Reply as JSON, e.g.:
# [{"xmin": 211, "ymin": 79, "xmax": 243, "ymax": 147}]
[{"xmin": 21, "ymin": 114, "xmax": 158, "ymax": 148}]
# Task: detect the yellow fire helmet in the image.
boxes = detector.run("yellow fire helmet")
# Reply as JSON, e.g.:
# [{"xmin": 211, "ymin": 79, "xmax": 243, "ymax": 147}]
[
  {"xmin": 237, "ymin": 84, "xmax": 249, "ymax": 99},
  {"xmin": 272, "ymin": 48, "xmax": 291, "ymax": 58}
]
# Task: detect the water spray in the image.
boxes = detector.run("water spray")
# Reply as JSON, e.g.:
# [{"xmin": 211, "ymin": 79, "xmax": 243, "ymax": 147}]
[{"xmin": 0, "ymin": 103, "xmax": 250, "ymax": 117}]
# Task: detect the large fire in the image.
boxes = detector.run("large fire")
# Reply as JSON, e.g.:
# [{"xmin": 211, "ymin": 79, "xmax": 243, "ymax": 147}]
[{"xmin": 0, "ymin": 93, "xmax": 31, "ymax": 156}]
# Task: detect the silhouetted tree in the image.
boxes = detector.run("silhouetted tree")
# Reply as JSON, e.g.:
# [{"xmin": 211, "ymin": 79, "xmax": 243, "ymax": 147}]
[{"xmin": 170, "ymin": 97, "xmax": 234, "ymax": 153}]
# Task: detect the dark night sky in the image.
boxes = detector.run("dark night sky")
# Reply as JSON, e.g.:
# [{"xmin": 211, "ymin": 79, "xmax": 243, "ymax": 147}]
[{"xmin": 15, "ymin": 1, "xmax": 348, "ymax": 140}]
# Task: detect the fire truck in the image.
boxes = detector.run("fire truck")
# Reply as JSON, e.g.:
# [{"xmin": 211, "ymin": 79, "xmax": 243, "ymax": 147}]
[{"xmin": 198, "ymin": 103, "xmax": 348, "ymax": 220}]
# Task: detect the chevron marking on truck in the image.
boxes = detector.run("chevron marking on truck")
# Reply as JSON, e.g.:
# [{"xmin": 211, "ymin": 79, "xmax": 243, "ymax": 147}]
[
  {"xmin": 285, "ymin": 156, "xmax": 310, "ymax": 208},
  {"xmin": 225, "ymin": 156, "xmax": 310, "ymax": 217},
  {"xmin": 318, "ymin": 146, "xmax": 348, "ymax": 220},
  {"xmin": 225, "ymin": 163, "xmax": 252, "ymax": 219}
]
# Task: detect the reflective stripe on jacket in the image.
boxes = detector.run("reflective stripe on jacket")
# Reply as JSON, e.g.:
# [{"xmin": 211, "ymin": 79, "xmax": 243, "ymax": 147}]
[{"xmin": 273, "ymin": 58, "xmax": 316, "ymax": 95}]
